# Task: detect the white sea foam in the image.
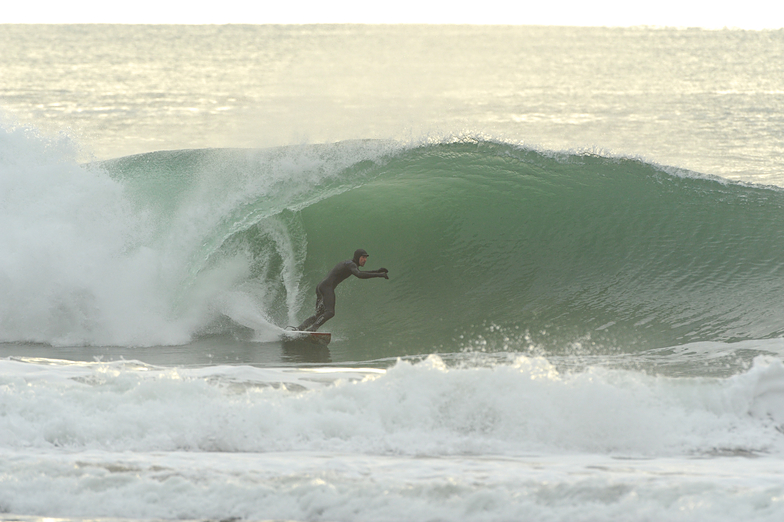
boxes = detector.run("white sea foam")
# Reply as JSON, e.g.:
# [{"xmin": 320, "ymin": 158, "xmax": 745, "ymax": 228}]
[
  {"xmin": 2, "ymin": 355, "xmax": 783, "ymax": 456},
  {"xmin": 2, "ymin": 450, "xmax": 784, "ymax": 522},
  {"xmin": 2, "ymin": 355, "xmax": 784, "ymax": 521},
  {"xmin": 0, "ymin": 126, "xmax": 193, "ymax": 346}
]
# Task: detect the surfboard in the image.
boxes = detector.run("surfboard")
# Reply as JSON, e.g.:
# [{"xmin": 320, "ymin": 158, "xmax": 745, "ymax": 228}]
[{"xmin": 282, "ymin": 330, "xmax": 332, "ymax": 346}]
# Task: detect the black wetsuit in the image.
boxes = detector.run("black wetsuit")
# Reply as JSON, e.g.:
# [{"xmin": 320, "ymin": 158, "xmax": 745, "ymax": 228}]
[{"xmin": 297, "ymin": 250, "xmax": 388, "ymax": 332}]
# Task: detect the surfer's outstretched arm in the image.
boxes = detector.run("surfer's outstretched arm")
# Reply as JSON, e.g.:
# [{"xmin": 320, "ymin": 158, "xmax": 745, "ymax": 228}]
[{"xmin": 349, "ymin": 264, "xmax": 389, "ymax": 279}]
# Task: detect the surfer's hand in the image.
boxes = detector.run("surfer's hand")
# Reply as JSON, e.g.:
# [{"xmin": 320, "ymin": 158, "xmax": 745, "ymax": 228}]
[{"xmin": 377, "ymin": 267, "xmax": 388, "ymax": 273}]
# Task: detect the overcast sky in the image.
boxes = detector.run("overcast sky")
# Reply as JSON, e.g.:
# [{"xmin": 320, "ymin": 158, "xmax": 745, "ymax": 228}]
[{"xmin": 2, "ymin": 0, "xmax": 783, "ymax": 28}]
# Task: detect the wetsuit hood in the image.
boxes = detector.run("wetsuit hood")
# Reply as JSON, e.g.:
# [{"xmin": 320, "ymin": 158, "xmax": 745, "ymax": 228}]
[{"xmin": 353, "ymin": 249, "xmax": 369, "ymax": 264}]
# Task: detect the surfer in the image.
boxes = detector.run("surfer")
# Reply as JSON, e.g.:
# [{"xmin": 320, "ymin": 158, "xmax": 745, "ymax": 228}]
[{"xmin": 296, "ymin": 248, "xmax": 388, "ymax": 332}]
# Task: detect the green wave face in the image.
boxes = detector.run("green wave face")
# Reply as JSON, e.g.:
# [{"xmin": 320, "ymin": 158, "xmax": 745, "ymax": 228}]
[{"xmin": 102, "ymin": 141, "xmax": 784, "ymax": 359}]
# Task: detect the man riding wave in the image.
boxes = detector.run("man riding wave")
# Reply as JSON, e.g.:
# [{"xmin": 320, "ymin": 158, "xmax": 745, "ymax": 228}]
[{"xmin": 296, "ymin": 249, "xmax": 388, "ymax": 332}]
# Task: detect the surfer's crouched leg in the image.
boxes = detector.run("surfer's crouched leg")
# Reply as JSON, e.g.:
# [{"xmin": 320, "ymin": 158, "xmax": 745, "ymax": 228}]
[
  {"xmin": 297, "ymin": 315, "xmax": 318, "ymax": 331},
  {"xmin": 307, "ymin": 310, "xmax": 334, "ymax": 332},
  {"xmin": 298, "ymin": 289, "xmax": 327, "ymax": 331}
]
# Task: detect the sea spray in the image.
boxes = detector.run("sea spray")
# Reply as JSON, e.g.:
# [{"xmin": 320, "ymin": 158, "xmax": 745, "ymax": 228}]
[
  {"xmin": 1, "ymin": 126, "xmax": 398, "ymax": 346},
  {"xmin": 0, "ymin": 126, "xmax": 178, "ymax": 345}
]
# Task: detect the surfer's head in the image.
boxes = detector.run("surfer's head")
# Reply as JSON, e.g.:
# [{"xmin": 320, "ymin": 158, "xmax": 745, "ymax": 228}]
[{"xmin": 353, "ymin": 248, "xmax": 369, "ymax": 266}]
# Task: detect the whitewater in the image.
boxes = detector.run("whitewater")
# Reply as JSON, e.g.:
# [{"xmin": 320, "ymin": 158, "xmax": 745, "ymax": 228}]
[{"xmin": 2, "ymin": 24, "xmax": 784, "ymax": 522}]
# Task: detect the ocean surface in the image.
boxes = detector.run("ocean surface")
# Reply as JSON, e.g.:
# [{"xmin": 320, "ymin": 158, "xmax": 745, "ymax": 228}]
[{"xmin": 2, "ymin": 24, "xmax": 784, "ymax": 521}]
